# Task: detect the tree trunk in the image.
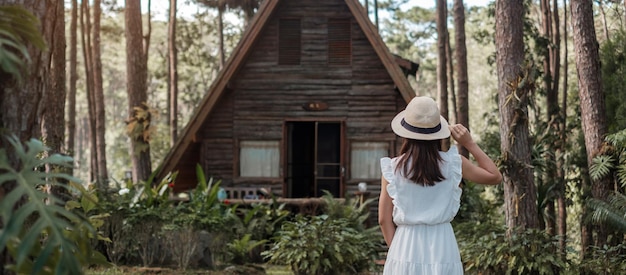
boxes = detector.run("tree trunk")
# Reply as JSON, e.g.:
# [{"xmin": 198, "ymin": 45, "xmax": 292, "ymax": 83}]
[
  {"xmin": 436, "ymin": 0, "xmax": 449, "ymax": 150},
  {"xmin": 557, "ymin": 0, "xmax": 568, "ymax": 255},
  {"xmin": 495, "ymin": 0, "xmax": 539, "ymax": 232},
  {"xmin": 169, "ymin": 0, "xmax": 179, "ymax": 146},
  {"xmin": 81, "ymin": 0, "xmax": 99, "ymax": 182},
  {"xmin": 541, "ymin": 0, "xmax": 557, "ymax": 235},
  {"xmin": 0, "ymin": 0, "xmax": 62, "ymax": 271},
  {"xmin": 40, "ymin": 0, "xmax": 66, "ymax": 156},
  {"xmin": 446, "ymin": 29, "xmax": 456, "ymax": 124},
  {"xmin": 92, "ymin": 0, "xmax": 108, "ymax": 187},
  {"xmin": 453, "ymin": 0, "xmax": 469, "ymax": 158},
  {"xmin": 571, "ymin": 0, "xmax": 611, "ymax": 250},
  {"xmin": 218, "ymin": 5, "xmax": 225, "ymax": 68},
  {"xmin": 126, "ymin": 0, "xmax": 152, "ymax": 182},
  {"xmin": 67, "ymin": 0, "xmax": 78, "ymax": 167}
]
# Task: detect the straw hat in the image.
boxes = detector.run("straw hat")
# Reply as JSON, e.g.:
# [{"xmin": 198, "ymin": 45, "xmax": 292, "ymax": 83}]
[{"xmin": 391, "ymin": 96, "xmax": 450, "ymax": 140}]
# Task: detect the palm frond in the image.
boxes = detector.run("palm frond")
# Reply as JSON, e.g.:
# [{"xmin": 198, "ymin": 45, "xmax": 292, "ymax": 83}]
[{"xmin": 589, "ymin": 193, "xmax": 626, "ymax": 233}]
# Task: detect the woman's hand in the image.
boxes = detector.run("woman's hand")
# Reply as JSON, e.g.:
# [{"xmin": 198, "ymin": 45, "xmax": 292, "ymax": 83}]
[
  {"xmin": 449, "ymin": 124, "xmax": 474, "ymax": 147},
  {"xmin": 449, "ymin": 124, "xmax": 503, "ymax": 185}
]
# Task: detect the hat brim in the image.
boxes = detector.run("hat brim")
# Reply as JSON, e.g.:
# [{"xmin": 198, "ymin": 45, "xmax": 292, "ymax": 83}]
[{"xmin": 391, "ymin": 110, "xmax": 451, "ymax": 140}]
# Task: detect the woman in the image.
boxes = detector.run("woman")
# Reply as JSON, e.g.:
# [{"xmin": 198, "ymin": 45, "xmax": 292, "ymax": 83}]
[{"xmin": 378, "ymin": 96, "xmax": 502, "ymax": 274}]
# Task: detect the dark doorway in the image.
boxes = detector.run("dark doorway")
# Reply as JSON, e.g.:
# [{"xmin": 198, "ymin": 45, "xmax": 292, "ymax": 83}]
[{"xmin": 285, "ymin": 121, "xmax": 343, "ymax": 198}]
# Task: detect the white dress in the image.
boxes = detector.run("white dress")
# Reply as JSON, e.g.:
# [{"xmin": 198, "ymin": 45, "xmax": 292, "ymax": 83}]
[{"xmin": 380, "ymin": 145, "xmax": 464, "ymax": 275}]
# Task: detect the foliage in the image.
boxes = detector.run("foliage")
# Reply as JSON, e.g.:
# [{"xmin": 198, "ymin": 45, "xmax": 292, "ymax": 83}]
[
  {"xmin": 125, "ymin": 102, "xmax": 159, "ymax": 154},
  {"xmin": 162, "ymin": 225, "xmax": 199, "ymax": 270},
  {"xmin": 456, "ymin": 222, "xmax": 569, "ymax": 275},
  {"xmin": 320, "ymin": 190, "xmax": 374, "ymax": 229},
  {"xmin": 171, "ymin": 165, "xmax": 234, "ymax": 230},
  {"xmin": 0, "ymin": 5, "xmax": 46, "ymax": 81},
  {"xmin": 590, "ymin": 155, "xmax": 615, "ymax": 182},
  {"xmin": 601, "ymin": 30, "xmax": 626, "ymax": 133},
  {"xmin": 263, "ymin": 194, "xmax": 381, "ymax": 275},
  {"xmin": 262, "ymin": 215, "xmax": 378, "ymax": 275},
  {"xmin": 578, "ymin": 242, "xmax": 626, "ymax": 274},
  {"xmin": 588, "ymin": 192, "xmax": 626, "ymax": 233},
  {"xmin": 226, "ymin": 233, "xmax": 267, "ymax": 265},
  {"xmin": 0, "ymin": 136, "xmax": 109, "ymax": 274},
  {"xmin": 96, "ymin": 165, "xmax": 243, "ymax": 268},
  {"xmin": 97, "ymin": 171, "xmax": 177, "ymax": 266},
  {"xmin": 589, "ymin": 129, "xmax": 626, "ymax": 188}
]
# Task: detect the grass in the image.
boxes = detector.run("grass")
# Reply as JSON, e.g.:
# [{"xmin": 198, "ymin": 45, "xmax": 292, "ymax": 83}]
[{"xmin": 86, "ymin": 265, "xmax": 294, "ymax": 275}]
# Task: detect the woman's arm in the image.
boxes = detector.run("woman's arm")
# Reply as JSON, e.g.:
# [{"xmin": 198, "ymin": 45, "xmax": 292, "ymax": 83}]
[
  {"xmin": 449, "ymin": 124, "xmax": 503, "ymax": 185},
  {"xmin": 378, "ymin": 176, "xmax": 396, "ymax": 247}
]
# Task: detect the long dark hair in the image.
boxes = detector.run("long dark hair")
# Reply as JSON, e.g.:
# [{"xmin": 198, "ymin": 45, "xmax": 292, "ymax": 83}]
[{"xmin": 395, "ymin": 138, "xmax": 445, "ymax": 186}]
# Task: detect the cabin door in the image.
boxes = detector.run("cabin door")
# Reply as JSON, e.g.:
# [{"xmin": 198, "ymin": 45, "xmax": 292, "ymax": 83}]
[{"xmin": 285, "ymin": 121, "xmax": 344, "ymax": 198}]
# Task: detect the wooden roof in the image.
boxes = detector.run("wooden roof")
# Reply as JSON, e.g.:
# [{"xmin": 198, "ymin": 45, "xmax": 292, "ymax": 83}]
[{"xmin": 155, "ymin": 0, "xmax": 416, "ymax": 182}]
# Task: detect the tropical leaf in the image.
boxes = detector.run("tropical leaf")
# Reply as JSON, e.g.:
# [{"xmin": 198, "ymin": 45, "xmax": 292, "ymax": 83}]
[
  {"xmin": 0, "ymin": 136, "xmax": 107, "ymax": 274},
  {"xmin": 590, "ymin": 155, "xmax": 615, "ymax": 182}
]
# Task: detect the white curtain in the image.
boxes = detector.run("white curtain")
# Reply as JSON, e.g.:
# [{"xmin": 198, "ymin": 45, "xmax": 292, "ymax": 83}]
[
  {"xmin": 350, "ymin": 141, "xmax": 389, "ymax": 179},
  {"xmin": 240, "ymin": 140, "xmax": 280, "ymax": 177}
]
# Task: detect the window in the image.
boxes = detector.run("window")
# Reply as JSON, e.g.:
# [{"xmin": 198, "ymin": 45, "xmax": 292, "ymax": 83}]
[
  {"xmin": 279, "ymin": 19, "xmax": 301, "ymax": 65},
  {"xmin": 240, "ymin": 140, "xmax": 280, "ymax": 178},
  {"xmin": 328, "ymin": 18, "xmax": 351, "ymax": 65},
  {"xmin": 350, "ymin": 142, "xmax": 389, "ymax": 179}
]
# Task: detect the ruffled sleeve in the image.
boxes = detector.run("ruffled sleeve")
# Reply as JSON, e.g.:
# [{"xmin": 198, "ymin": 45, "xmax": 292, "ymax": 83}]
[
  {"xmin": 444, "ymin": 145, "xmax": 463, "ymax": 184},
  {"xmin": 443, "ymin": 146, "xmax": 463, "ymax": 219},
  {"xmin": 380, "ymin": 157, "xmax": 396, "ymax": 199},
  {"xmin": 381, "ymin": 157, "xmax": 405, "ymax": 222}
]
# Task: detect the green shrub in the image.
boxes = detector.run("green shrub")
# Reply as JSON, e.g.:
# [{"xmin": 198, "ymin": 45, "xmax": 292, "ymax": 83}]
[
  {"xmin": 578, "ymin": 242, "xmax": 626, "ymax": 274},
  {"xmin": 457, "ymin": 222, "xmax": 569, "ymax": 275},
  {"xmin": 263, "ymin": 214, "xmax": 379, "ymax": 275}
]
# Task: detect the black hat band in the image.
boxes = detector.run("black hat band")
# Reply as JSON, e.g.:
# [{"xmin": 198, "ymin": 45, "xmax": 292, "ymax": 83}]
[{"xmin": 401, "ymin": 118, "xmax": 441, "ymax": 134}]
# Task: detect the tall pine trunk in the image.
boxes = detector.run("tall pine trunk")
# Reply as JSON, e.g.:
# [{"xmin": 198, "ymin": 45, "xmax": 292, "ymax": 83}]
[
  {"xmin": 81, "ymin": 0, "xmax": 99, "ymax": 182},
  {"xmin": 557, "ymin": 0, "xmax": 568, "ymax": 255},
  {"xmin": 540, "ymin": 0, "xmax": 556, "ymax": 234},
  {"xmin": 92, "ymin": 0, "xmax": 108, "ymax": 187},
  {"xmin": 67, "ymin": 0, "xmax": 78, "ymax": 169},
  {"xmin": 169, "ymin": 0, "xmax": 179, "ymax": 146},
  {"xmin": 453, "ymin": 0, "xmax": 469, "ymax": 158},
  {"xmin": 436, "ymin": 0, "xmax": 449, "ymax": 150},
  {"xmin": 495, "ymin": 0, "xmax": 539, "ymax": 232},
  {"xmin": 571, "ymin": 0, "xmax": 611, "ymax": 253},
  {"xmin": 125, "ymin": 0, "xmax": 152, "ymax": 182}
]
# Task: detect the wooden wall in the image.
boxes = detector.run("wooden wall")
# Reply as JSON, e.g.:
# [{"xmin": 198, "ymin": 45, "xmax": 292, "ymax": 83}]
[{"xmin": 195, "ymin": 0, "xmax": 406, "ymax": 199}]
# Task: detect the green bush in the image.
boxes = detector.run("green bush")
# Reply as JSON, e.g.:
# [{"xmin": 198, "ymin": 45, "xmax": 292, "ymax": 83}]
[
  {"xmin": 456, "ymin": 222, "xmax": 569, "ymax": 275},
  {"xmin": 262, "ymin": 193, "xmax": 382, "ymax": 274},
  {"xmin": 578, "ymin": 242, "xmax": 626, "ymax": 274},
  {"xmin": 263, "ymin": 213, "xmax": 379, "ymax": 275}
]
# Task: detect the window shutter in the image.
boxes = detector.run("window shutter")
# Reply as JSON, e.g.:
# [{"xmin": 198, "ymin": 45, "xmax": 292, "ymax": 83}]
[
  {"xmin": 279, "ymin": 19, "xmax": 301, "ymax": 65},
  {"xmin": 328, "ymin": 18, "xmax": 351, "ymax": 65}
]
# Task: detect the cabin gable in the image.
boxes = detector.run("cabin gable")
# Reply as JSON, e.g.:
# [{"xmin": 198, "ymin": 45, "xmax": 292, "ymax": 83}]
[{"xmin": 164, "ymin": 0, "xmax": 415, "ymax": 201}]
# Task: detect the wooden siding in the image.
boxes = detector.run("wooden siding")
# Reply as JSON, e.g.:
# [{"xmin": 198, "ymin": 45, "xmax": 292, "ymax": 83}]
[
  {"xmin": 200, "ymin": 91, "xmax": 234, "ymax": 185},
  {"xmin": 171, "ymin": 142, "xmax": 201, "ymax": 191},
  {"xmin": 195, "ymin": 0, "xmax": 406, "ymax": 199}
]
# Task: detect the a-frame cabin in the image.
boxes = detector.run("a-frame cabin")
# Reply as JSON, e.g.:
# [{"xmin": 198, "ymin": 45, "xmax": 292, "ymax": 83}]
[{"xmin": 157, "ymin": 0, "xmax": 417, "ymax": 200}]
